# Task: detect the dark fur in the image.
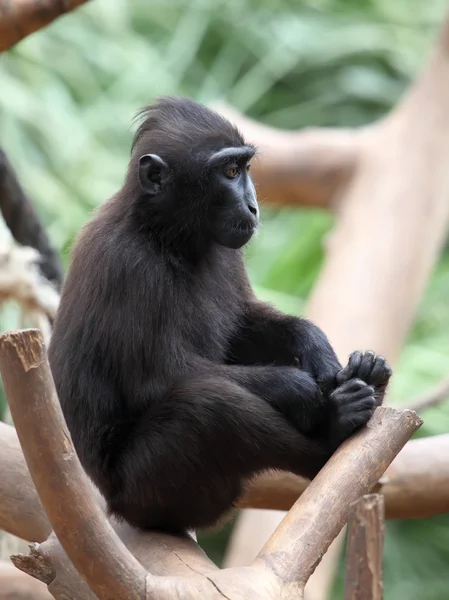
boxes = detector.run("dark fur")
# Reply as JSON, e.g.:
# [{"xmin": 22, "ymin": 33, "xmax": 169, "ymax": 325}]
[{"xmin": 48, "ymin": 97, "xmax": 391, "ymax": 534}]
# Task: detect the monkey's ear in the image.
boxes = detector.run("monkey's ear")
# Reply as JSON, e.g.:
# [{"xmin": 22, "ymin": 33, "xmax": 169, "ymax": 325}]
[{"xmin": 138, "ymin": 154, "xmax": 169, "ymax": 196}]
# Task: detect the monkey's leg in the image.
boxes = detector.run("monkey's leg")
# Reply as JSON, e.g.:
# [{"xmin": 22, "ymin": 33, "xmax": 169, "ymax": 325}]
[
  {"xmin": 217, "ymin": 363, "xmax": 328, "ymax": 436},
  {"xmin": 107, "ymin": 375, "xmax": 332, "ymax": 533}
]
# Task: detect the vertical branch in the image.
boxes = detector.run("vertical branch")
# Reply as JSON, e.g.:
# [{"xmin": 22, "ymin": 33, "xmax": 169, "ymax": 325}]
[
  {"xmin": 344, "ymin": 495, "xmax": 385, "ymax": 600},
  {"xmin": 0, "ymin": 329, "xmax": 149, "ymax": 600}
]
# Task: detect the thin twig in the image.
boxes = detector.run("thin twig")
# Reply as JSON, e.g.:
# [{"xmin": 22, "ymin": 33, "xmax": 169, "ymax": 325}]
[{"xmin": 407, "ymin": 377, "xmax": 449, "ymax": 413}]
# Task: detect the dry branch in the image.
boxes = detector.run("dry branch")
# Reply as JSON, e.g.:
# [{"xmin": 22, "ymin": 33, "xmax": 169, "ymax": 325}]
[
  {"xmin": 0, "ymin": 149, "xmax": 63, "ymax": 289},
  {"xmin": 238, "ymin": 433, "xmax": 449, "ymax": 519},
  {"xmin": 0, "ymin": 238, "xmax": 59, "ymax": 328},
  {"xmin": 212, "ymin": 102, "xmax": 358, "ymax": 209},
  {"xmin": 0, "ymin": 329, "xmax": 149, "ymax": 600},
  {"xmin": 0, "ymin": 329, "xmax": 421, "ymax": 600},
  {"xmin": 254, "ymin": 409, "xmax": 421, "ymax": 595},
  {"xmin": 0, "ymin": 0, "xmax": 90, "ymax": 52},
  {"xmin": 344, "ymin": 495, "xmax": 385, "ymax": 600},
  {"xmin": 407, "ymin": 377, "xmax": 449, "ymax": 413},
  {"xmin": 0, "ymin": 422, "xmax": 447, "ymax": 552},
  {"xmin": 224, "ymin": 9, "xmax": 449, "ymax": 589}
]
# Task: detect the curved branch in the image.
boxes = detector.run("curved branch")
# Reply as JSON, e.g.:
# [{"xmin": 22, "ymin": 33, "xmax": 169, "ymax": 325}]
[
  {"xmin": 254, "ymin": 407, "xmax": 421, "ymax": 590},
  {"xmin": 239, "ymin": 433, "xmax": 449, "ymax": 519},
  {"xmin": 0, "ymin": 421, "xmax": 50, "ymax": 542},
  {"xmin": 0, "ymin": 329, "xmax": 149, "ymax": 600},
  {"xmin": 0, "ymin": 0, "xmax": 90, "ymax": 52},
  {"xmin": 0, "ymin": 329, "xmax": 424, "ymax": 599},
  {"xmin": 0, "ymin": 149, "xmax": 63, "ymax": 289}
]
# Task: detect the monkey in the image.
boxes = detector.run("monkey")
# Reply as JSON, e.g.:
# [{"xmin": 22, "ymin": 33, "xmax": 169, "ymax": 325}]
[{"xmin": 48, "ymin": 97, "xmax": 392, "ymax": 535}]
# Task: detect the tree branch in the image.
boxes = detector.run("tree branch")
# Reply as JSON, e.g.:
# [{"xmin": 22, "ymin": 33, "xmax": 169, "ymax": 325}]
[
  {"xmin": 225, "ymin": 9, "xmax": 449, "ymax": 587},
  {"xmin": 238, "ymin": 433, "xmax": 449, "ymax": 519},
  {"xmin": 344, "ymin": 495, "xmax": 385, "ymax": 600},
  {"xmin": 0, "ymin": 0, "xmax": 90, "ymax": 52},
  {"xmin": 407, "ymin": 377, "xmax": 449, "ymax": 413},
  {"xmin": 212, "ymin": 102, "xmax": 358, "ymax": 209},
  {"xmin": 0, "ymin": 329, "xmax": 421, "ymax": 599},
  {"xmin": 254, "ymin": 408, "xmax": 421, "ymax": 594},
  {"xmin": 0, "ymin": 329, "xmax": 149, "ymax": 600},
  {"xmin": 0, "ymin": 149, "xmax": 63, "ymax": 289}
]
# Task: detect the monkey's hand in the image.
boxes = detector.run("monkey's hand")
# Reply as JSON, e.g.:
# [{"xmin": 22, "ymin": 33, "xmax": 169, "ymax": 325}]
[
  {"xmin": 325, "ymin": 351, "xmax": 392, "ymax": 449},
  {"xmin": 335, "ymin": 350, "xmax": 392, "ymax": 406},
  {"xmin": 327, "ymin": 378, "xmax": 376, "ymax": 449}
]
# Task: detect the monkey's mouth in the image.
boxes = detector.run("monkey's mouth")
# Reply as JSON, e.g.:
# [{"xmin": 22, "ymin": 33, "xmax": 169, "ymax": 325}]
[
  {"xmin": 232, "ymin": 221, "xmax": 256, "ymax": 234},
  {"xmin": 215, "ymin": 221, "xmax": 256, "ymax": 250}
]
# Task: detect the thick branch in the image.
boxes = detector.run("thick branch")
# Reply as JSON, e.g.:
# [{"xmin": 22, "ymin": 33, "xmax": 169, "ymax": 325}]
[
  {"xmin": 226, "ymin": 9, "xmax": 449, "ymax": 585},
  {"xmin": 214, "ymin": 102, "xmax": 358, "ymax": 209},
  {"xmin": 344, "ymin": 495, "xmax": 385, "ymax": 600},
  {"xmin": 0, "ymin": 330, "xmax": 424, "ymax": 599},
  {"xmin": 0, "ymin": 424, "xmax": 447, "ymax": 553},
  {"xmin": 0, "ymin": 329, "xmax": 149, "ymax": 600},
  {"xmin": 0, "ymin": 1, "xmax": 90, "ymax": 52},
  {"xmin": 0, "ymin": 421, "xmax": 50, "ymax": 542},
  {"xmin": 238, "ymin": 433, "xmax": 449, "ymax": 519},
  {"xmin": 254, "ymin": 408, "xmax": 421, "ymax": 593},
  {"xmin": 0, "ymin": 149, "xmax": 63, "ymax": 289}
]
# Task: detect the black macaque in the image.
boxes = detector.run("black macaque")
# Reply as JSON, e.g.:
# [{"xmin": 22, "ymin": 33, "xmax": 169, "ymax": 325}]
[{"xmin": 48, "ymin": 97, "xmax": 392, "ymax": 535}]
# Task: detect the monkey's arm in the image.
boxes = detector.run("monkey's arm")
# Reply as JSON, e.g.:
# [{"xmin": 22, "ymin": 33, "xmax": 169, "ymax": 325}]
[
  {"xmin": 227, "ymin": 301, "xmax": 342, "ymax": 394},
  {"xmin": 188, "ymin": 359, "xmax": 375, "ymax": 444}
]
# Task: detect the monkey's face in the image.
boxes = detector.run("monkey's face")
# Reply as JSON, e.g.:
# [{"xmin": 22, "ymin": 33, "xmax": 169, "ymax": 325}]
[
  {"xmin": 137, "ymin": 145, "xmax": 259, "ymax": 251},
  {"xmin": 206, "ymin": 145, "xmax": 259, "ymax": 250}
]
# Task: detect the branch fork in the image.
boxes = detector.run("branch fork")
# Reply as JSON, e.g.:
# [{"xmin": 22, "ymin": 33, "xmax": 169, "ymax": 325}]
[{"xmin": 0, "ymin": 329, "xmax": 421, "ymax": 599}]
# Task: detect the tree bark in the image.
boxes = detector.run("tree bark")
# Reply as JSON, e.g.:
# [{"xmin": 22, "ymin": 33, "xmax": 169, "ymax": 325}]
[
  {"xmin": 237, "ymin": 432, "xmax": 449, "ymax": 519},
  {"xmin": 344, "ymin": 495, "xmax": 384, "ymax": 600},
  {"xmin": 0, "ymin": 1, "xmax": 90, "ymax": 52},
  {"xmin": 0, "ymin": 329, "xmax": 149, "ymax": 600},
  {"xmin": 0, "ymin": 329, "xmax": 421, "ymax": 599},
  {"xmin": 223, "ymin": 10, "xmax": 449, "ymax": 595}
]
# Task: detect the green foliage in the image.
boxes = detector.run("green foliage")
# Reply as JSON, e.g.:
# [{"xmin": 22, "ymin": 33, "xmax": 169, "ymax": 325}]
[{"xmin": 1, "ymin": 0, "xmax": 449, "ymax": 597}]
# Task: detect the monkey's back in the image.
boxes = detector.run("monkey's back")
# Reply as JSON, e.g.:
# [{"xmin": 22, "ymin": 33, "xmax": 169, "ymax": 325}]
[{"xmin": 48, "ymin": 203, "xmax": 248, "ymax": 493}]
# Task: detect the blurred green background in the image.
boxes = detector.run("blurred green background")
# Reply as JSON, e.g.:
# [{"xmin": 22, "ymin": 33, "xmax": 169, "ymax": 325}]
[{"xmin": 1, "ymin": 0, "xmax": 449, "ymax": 598}]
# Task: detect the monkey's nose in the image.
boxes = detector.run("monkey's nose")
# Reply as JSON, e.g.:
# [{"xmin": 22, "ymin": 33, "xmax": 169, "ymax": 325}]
[{"xmin": 247, "ymin": 203, "xmax": 259, "ymax": 218}]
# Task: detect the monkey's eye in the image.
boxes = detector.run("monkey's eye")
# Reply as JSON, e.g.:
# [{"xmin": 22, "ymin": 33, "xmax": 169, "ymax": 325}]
[{"xmin": 225, "ymin": 166, "xmax": 239, "ymax": 179}]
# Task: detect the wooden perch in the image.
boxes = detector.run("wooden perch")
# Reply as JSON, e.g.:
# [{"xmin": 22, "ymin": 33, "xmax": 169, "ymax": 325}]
[
  {"xmin": 344, "ymin": 495, "xmax": 385, "ymax": 600},
  {"xmin": 0, "ymin": 416, "xmax": 446, "ymax": 550},
  {"xmin": 238, "ymin": 432, "xmax": 449, "ymax": 519},
  {"xmin": 0, "ymin": 149, "xmax": 64, "ymax": 289},
  {"xmin": 0, "ymin": 329, "xmax": 149, "ymax": 600},
  {"xmin": 254, "ymin": 409, "xmax": 421, "ymax": 595},
  {"xmin": 0, "ymin": 0, "xmax": 90, "ymax": 52},
  {"xmin": 0, "ymin": 329, "xmax": 421, "ymax": 599}
]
